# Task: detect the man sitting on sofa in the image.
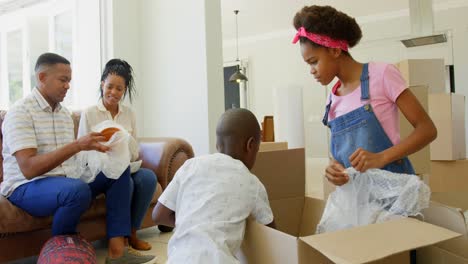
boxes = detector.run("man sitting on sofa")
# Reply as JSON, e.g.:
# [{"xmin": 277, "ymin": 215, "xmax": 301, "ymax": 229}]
[{"xmin": 1, "ymin": 53, "xmax": 155, "ymax": 264}]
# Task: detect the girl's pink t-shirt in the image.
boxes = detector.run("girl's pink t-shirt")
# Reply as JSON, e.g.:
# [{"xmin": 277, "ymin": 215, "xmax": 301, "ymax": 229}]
[{"xmin": 328, "ymin": 62, "xmax": 407, "ymax": 145}]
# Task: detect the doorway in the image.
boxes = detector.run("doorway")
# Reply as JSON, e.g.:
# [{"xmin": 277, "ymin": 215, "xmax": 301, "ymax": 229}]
[{"xmin": 223, "ymin": 65, "xmax": 240, "ymax": 110}]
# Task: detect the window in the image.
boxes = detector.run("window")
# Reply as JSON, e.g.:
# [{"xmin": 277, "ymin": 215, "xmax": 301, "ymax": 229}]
[
  {"xmin": 6, "ymin": 29, "xmax": 23, "ymax": 106},
  {"xmin": 0, "ymin": 0, "xmax": 101, "ymax": 110},
  {"xmin": 52, "ymin": 9, "xmax": 74, "ymax": 106},
  {"xmin": 54, "ymin": 10, "xmax": 72, "ymax": 62}
]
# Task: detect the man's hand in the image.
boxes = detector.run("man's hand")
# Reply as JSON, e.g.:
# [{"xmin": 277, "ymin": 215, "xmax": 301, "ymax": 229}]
[
  {"xmin": 349, "ymin": 148, "xmax": 386, "ymax": 172},
  {"xmin": 76, "ymin": 132, "xmax": 109, "ymax": 152},
  {"xmin": 14, "ymin": 133, "xmax": 109, "ymax": 180},
  {"xmin": 325, "ymin": 160, "xmax": 349, "ymax": 186}
]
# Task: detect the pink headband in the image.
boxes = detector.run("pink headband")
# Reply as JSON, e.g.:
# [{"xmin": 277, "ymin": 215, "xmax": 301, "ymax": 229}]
[{"xmin": 292, "ymin": 27, "xmax": 348, "ymax": 52}]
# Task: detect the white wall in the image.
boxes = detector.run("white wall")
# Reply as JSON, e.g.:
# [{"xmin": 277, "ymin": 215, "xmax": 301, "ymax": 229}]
[
  {"xmin": 109, "ymin": 0, "xmax": 225, "ymax": 155},
  {"xmin": 223, "ymin": 5, "xmax": 468, "ymax": 158},
  {"xmin": 72, "ymin": 0, "xmax": 101, "ymax": 110},
  {"xmin": 139, "ymin": 0, "xmax": 224, "ymax": 155},
  {"xmin": 110, "ymin": 0, "xmax": 143, "ymax": 135},
  {"xmin": 204, "ymin": 1, "xmax": 226, "ymax": 154}
]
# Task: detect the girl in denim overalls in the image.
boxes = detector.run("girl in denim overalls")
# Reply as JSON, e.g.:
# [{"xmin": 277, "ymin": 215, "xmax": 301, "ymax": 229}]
[{"xmin": 292, "ymin": 6, "xmax": 437, "ymax": 187}]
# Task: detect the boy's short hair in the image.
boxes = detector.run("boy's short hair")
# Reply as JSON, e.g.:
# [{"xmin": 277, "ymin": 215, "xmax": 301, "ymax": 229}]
[{"xmin": 216, "ymin": 108, "xmax": 260, "ymax": 145}]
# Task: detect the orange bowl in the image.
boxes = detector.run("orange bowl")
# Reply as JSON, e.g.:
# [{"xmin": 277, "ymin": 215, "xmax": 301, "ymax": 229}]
[{"xmin": 100, "ymin": 127, "xmax": 120, "ymax": 141}]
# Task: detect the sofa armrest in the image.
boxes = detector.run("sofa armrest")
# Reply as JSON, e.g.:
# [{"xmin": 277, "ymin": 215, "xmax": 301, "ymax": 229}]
[{"xmin": 138, "ymin": 137, "xmax": 194, "ymax": 189}]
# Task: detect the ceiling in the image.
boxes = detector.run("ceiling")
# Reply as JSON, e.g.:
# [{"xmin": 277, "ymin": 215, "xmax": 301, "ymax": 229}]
[
  {"xmin": 0, "ymin": 0, "xmax": 48, "ymax": 15},
  {"xmin": 220, "ymin": 0, "xmax": 456, "ymax": 40},
  {"xmin": 0, "ymin": 0, "xmax": 461, "ymax": 40}
]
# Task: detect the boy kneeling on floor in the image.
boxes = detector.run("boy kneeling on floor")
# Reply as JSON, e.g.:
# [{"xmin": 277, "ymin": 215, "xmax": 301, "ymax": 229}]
[{"xmin": 152, "ymin": 108, "xmax": 275, "ymax": 264}]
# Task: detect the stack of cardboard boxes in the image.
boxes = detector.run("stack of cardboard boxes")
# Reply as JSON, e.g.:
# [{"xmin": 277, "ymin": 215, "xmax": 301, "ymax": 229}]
[
  {"xmin": 396, "ymin": 59, "xmax": 466, "ymax": 178},
  {"xmin": 396, "ymin": 59, "xmax": 468, "ymax": 263},
  {"xmin": 427, "ymin": 91, "xmax": 467, "ymax": 193}
]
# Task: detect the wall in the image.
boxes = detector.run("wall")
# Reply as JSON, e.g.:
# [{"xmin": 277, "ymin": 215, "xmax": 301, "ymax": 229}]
[
  {"xmin": 110, "ymin": 0, "xmax": 143, "ymax": 135},
  {"xmin": 113, "ymin": 0, "xmax": 225, "ymax": 155},
  {"xmin": 72, "ymin": 0, "xmax": 101, "ymax": 110}
]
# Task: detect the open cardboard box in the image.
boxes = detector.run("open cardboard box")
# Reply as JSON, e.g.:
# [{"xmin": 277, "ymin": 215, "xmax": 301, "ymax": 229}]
[
  {"xmin": 419, "ymin": 192, "xmax": 468, "ymax": 263},
  {"xmin": 242, "ymin": 148, "xmax": 460, "ymax": 264}
]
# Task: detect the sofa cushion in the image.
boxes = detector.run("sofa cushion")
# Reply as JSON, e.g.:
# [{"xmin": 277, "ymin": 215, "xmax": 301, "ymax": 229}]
[{"xmin": 0, "ymin": 195, "xmax": 51, "ymax": 234}]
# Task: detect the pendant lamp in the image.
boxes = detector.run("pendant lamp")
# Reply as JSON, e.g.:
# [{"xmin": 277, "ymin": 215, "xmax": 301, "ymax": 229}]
[{"xmin": 229, "ymin": 10, "xmax": 248, "ymax": 83}]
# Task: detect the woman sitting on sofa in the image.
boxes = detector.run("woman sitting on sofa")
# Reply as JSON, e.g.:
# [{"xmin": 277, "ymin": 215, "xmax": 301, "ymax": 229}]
[{"xmin": 78, "ymin": 59, "xmax": 157, "ymax": 252}]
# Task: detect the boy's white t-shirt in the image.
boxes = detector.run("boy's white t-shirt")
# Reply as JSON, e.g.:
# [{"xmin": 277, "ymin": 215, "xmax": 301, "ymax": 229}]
[{"xmin": 158, "ymin": 153, "xmax": 273, "ymax": 264}]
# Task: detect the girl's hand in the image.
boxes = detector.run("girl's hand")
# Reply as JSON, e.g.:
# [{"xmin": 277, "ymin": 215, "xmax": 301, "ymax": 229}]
[
  {"xmin": 349, "ymin": 148, "xmax": 387, "ymax": 172},
  {"xmin": 325, "ymin": 160, "xmax": 349, "ymax": 186}
]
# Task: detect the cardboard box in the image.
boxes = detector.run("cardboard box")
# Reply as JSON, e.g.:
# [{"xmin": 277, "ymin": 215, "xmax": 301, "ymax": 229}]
[
  {"xmin": 420, "ymin": 192, "xmax": 468, "ymax": 263},
  {"xmin": 259, "ymin": 142, "xmax": 288, "ymax": 152},
  {"xmin": 396, "ymin": 59, "xmax": 446, "ymax": 93},
  {"xmin": 426, "ymin": 160, "xmax": 468, "ymax": 192},
  {"xmin": 399, "ymin": 85, "xmax": 431, "ymax": 174},
  {"xmin": 242, "ymin": 148, "xmax": 459, "ymax": 264},
  {"xmin": 429, "ymin": 93, "xmax": 466, "ymax": 160}
]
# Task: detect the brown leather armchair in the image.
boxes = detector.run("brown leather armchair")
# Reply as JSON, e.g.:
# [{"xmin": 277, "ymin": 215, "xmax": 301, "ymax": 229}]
[{"xmin": 0, "ymin": 110, "xmax": 194, "ymax": 262}]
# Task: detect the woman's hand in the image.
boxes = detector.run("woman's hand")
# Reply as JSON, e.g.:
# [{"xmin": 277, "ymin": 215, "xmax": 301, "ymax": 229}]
[
  {"xmin": 349, "ymin": 148, "xmax": 387, "ymax": 172},
  {"xmin": 325, "ymin": 160, "xmax": 349, "ymax": 186}
]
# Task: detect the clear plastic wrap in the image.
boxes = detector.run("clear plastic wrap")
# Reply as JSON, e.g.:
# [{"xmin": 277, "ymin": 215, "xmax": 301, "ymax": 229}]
[
  {"xmin": 68, "ymin": 120, "xmax": 131, "ymax": 183},
  {"xmin": 316, "ymin": 168, "xmax": 430, "ymax": 234}
]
